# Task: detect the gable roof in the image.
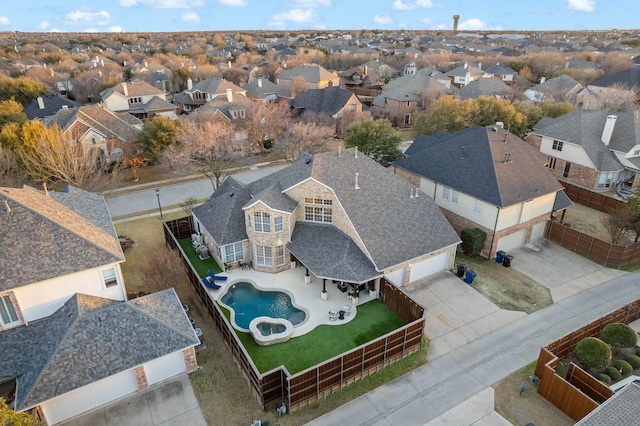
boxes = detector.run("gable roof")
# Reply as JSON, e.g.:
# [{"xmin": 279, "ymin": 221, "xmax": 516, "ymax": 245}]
[
  {"xmin": 99, "ymin": 79, "xmax": 164, "ymax": 100},
  {"xmin": 278, "ymin": 63, "xmax": 338, "ymax": 83},
  {"xmin": 242, "ymin": 78, "xmax": 291, "ymax": 100},
  {"xmin": 1, "ymin": 289, "xmax": 198, "ymax": 411},
  {"xmin": 47, "ymin": 104, "xmax": 141, "ymax": 142},
  {"xmin": 589, "ymin": 67, "xmax": 640, "ymax": 88},
  {"xmin": 23, "ymin": 94, "xmax": 81, "ymax": 120},
  {"xmin": 394, "ymin": 126, "xmax": 563, "ymax": 207},
  {"xmin": 191, "ymin": 78, "xmax": 245, "ymax": 96},
  {"xmin": 484, "ymin": 63, "xmax": 517, "ymax": 75},
  {"xmin": 0, "ymin": 185, "xmax": 123, "ymax": 291},
  {"xmin": 290, "ymin": 86, "xmax": 355, "ymax": 117},
  {"xmin": 457, "ymin": 77, "xmax": 516, "ymax": 100},
  {"xmin": 528, "ymin": 74, "xmax": 581, "ymax": 94},
  {"xmin": 195, "ymin": 149, "xmax": 460, "ymax": 272},
  {"xmin": 576, "ymin": 382, "xmax": 640, "ymax": 426},
  {"xmin": 533, "ymin": 109, "xmax": 640, "ymax": 171}
]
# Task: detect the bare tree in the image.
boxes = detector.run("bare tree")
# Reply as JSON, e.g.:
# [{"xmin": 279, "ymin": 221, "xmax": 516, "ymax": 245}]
[
  {"xmin": 601, "ymin": 53, "xmax": 634, "ymax": 75},
  {"xmin": 140, "ymin": 248, "xmax": 187, "ymax": 293},
  {"xmin": 179, "ymin": 196, "xmax": 199, "ymax": 216},
  {"xmin": 527, "ymin": 52, "xmax": 567, "ymax": 81},
  {"xmin": 172, "ymin": 112, "xmax": 247, "ymax": 190},
  {"xmin": 602, "ymin": 205, "xmax": 635, "ymax": 244},
  {"xmin": 276, "ymin": 120, "xmax": 334, "ymax": 163},
  {"xmin": 240, "ymin": 102, "xmax": 290, "ymax": 154},
  {"xmin": 0, "ymin": 143, "xmax": 25, "ymax": 187}
]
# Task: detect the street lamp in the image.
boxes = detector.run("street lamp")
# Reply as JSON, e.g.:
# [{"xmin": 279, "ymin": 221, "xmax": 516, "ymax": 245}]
[{"xmin": 155, "ymin": 189, "xmax": 164, "ymax": 220}]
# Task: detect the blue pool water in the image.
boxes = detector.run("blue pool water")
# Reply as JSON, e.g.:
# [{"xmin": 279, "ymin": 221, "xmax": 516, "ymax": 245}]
[{"xmin": 220, "ymin": 281, "xmax": 306, "ymax": 330}]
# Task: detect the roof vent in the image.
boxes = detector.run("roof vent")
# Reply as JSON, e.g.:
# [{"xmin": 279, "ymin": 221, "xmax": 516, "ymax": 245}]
[
  {"xmin": 3, "ymin": 200, "xmax": 10, "ymax": 212},
  {"xmin": 355, "ymin": 146, "xmax": 359, "ymax": 159},
  {"xmin": 355, "ymin": 173, "xmax": 360, "ymax": 190},
  {"xmin": 503, "ymin": 153, "xmax": 512, "ymax": 163},
  {"xmin": 229, "ymin": 191, "xmax": 235, "ymax": 197},
  {"xmin": 410, "ymin": 188, "xmax": 414, "ymax": 198},
  {"xmin": 305, "ymin": 157, "xmax": 311, "ymax": 164}
]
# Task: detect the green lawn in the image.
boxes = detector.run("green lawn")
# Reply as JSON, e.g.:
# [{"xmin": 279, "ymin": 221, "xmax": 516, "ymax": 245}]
[
  {"xmin": 178, "ymin": 238, "xmax": 223, "ymax": 276},
  {"xmin": 221, "ymin": 300, "xmax": 406, "ymax": 374}
]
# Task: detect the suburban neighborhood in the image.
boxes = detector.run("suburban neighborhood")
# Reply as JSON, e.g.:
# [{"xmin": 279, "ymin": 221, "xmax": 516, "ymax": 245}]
[{"xmin": 1, "ymin": 23, "xmax": 640, "ymax": 426}]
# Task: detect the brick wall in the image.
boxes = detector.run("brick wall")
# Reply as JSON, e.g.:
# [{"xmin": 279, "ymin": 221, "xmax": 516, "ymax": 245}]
[
  {"xmin": 134, "ymin": 366, "xmax": 149, "ymax": 391},
  {"xmin": 183, "ymin": 347, "xmax": 198, "ymax": 373},
  {"xmin": 391, "ymin": 166, "xmax": 421, "ymax": 187}
]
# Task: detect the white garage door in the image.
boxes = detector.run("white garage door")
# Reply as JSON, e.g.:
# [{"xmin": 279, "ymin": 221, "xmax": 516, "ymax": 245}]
[
  {"xmin": 385, "ymin": 268, "xmax": 405, "ymax": 287},
  {"xmin": 42, "ymin": 369, "xmax": 138, "ymax": 424},
  {"xmin": 145, "ymin": 351, "xmax": 186, "ymax": 386},
  {"xmin": 409, "ymin": 252, "xmax": 450, "ymax": 283},
  {"xmin": 496, "ymin": 229, "xmax": 526, "ymax": 253},
  {"xmin": 530, "ymin": 221, "xmax": 546, "ymax": 241}
]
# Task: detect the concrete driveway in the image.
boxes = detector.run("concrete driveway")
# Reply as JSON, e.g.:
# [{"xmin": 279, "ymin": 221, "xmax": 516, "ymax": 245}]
[
  {"xmin": 59, "ymin": 375, "xmax": 207, "ymax": 426},
  {"xmin": 509, "ymin": 238, "xmax": 627, "ymax": 302},
  {"xmin": 404, "ymin": 271, "xmax": 525, "ymax": 360}
]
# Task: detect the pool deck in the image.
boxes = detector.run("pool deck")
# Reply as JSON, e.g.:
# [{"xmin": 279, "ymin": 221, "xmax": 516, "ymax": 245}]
[{"xmin": 204, "ymin": 265, "xmax": 375, "ymax": 337}]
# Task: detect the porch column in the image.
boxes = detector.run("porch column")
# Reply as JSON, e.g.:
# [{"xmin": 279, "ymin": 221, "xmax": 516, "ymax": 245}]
[{"xmin": 322, "ymin": 278, "xmax": 326, "ymax": 292}]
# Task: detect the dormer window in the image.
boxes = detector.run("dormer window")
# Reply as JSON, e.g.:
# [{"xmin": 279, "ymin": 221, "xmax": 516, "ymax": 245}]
[
  {"xmin": 128, "ymin": 97, "xmax": 142, "ymax": 104},
  {"xmin": 194, "ymin": 92, "xmax": 203, "ymax": 100}
]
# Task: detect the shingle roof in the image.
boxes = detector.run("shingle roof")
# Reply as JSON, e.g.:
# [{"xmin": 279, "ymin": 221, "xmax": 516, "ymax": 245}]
[
  {"xmin": 23, "ymin": 94, "xmax": 81, "ymax": 120},
  {"xmin": 529, "ymin": 74, "xmax": 581, "ymax": 94},
  {"xmin": 1, "ymin": 289, "xmax": 198, "ymax": 411},
  {"xmin": 590, "ymin": 67, "xmax": 640, "ymax": 88},
  {"xmin": 245, "ymin": 183, "xmax": 299, "ymax": 213},
  {"xmin": 278, "ymin": 63, "xmax": 338, "ymax": 83},
  {"xmin": 484, "ymin": 63, "xmax": 517, "ymax": 75},
  {"xmin": 242, "ymin": 78, "xmax": 291, "ymax": 100},
  {"xmin": 533, "ymin": 109, "xmax": 640, "ymax": 172},
  {"xmin": 194, "ymin": 149, "xmax": 460, "ymax": 271},
  {"xmin": 99, "ymin": 79, "xmax": 164, "ymax": 100},
  {"xmin": 191, "ymin": 78, "xmax": 244, "ymax": 95},
  {"xmin": 394, "ymin": 126, "xmax": 563, "ymax": 207},
  {"xmin": 575, "ymin": 382, "xmax": 640, "ymax": 426},
  {"xmin": 47, "ymin": 104, "xmax": 141, "ymax": 142},
  {"xmin": 290, "ymin": 86, "xmax": 354, "ymax": 117},
  {"xmin": 0, "ymin": 185, "xmax": 124, "ymax": 291},
  {"xmin": 457, "ymin": 77, "xmax": 516, "ymax": 100}
]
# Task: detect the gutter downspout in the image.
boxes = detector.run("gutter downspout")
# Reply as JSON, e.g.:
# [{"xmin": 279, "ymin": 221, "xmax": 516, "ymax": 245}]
[{"xmin": 488, "ymin": 206, "xmax": 500, "ymax": 258}]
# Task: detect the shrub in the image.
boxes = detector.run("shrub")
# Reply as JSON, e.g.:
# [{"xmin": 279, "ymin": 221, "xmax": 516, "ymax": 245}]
[
  {"xmin": 460, "ymin": 228, "xmax": 486, "ymax": 256},
  {"xmin": 606, "ymin": 366, "xmax": 622, "ymax": 381},
  {"xmin": 626, "ymin": 354, "xmax": 640, "ymax": 368},
  {"xmin": 597, "ymin": 373, "xmax": 612, "ymax": 385},
  {"xmin": 600, "ymin": 323, "xmax": 638, "ymax": 352},
  {"xmin": 575, "ymin": 337, "xmax": 612, "ymax": 370},
  {"xmin": 637, "ymin": 347, "xmax": 640, "ymax": 357},
  {"xmin": 613, "ymin": 359, "xmax": 633, "ymax": 375}
]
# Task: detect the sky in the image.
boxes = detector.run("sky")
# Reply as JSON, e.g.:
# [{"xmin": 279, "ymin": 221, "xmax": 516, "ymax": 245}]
[{"xmin": 0, "ymin": 0, "xmax": 636, "ymax": 33}]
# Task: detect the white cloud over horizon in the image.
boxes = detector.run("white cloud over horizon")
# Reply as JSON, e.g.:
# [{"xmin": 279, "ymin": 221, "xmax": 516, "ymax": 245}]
[
  {"xmin": 37, "ymin": 21, "xmax": 50, "ymax": 30},
  {"xmin": 567, "ymin": 0, "xmax": 595, "ymax": 12},
  {"xmin": 66, "ymin": 10, "xmax": 111, "ymax": 27},
  {"xmin": 181, "ymin": 11, "xmax": 201, "ymax": 24},
  {"xmin": 269, "ymin": 8, "xmax": 317, "ymax": 28},
  {"xmin": 373, "ymin": 14, "xmax": 394, "ymax": 25},
  {"xmin": 393, "ymin": 0, "xmax": 433, "ymax": 10},
  {"xmin": 458, "ymin": 18, "xmax": 488, "ymax": 30},
  {"xmin": 118, "ymin": 0, "xmax": 205, "ymax": 8},
  {"xmin": 0, "ymin": 16, "xmax": 10, "ymax": 26},
  {"xmin": 294, "ymin": 0, "xmax": 332, "ymax": 7},
  {"xmin": 219, "ymin": 0, "xmax": 247, "ymax": 6}
]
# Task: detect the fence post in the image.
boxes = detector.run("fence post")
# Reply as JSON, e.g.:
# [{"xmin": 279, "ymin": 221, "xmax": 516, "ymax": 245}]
[{"xmin": 605, "ymin": 243, "xmax": 612, "ymax": 267}]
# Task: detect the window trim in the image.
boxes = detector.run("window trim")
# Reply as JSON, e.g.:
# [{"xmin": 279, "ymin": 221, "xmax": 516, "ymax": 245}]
[
  {"xmin": 274, "ymin": 216, "xmax": 283, "ymax": 232},
  {"xmin": 552, "ymin": 140, "xmax": 563, "ymax": 151},
  {"xmin": 563, "ymin": 162, "xmax": 571, "ymax": 178},
  {"xmin": 254, "ymin": 211, "xmax": 271, "ymax": 233},
  {"xmin": 256, "ymin": 245, "xmax": 272, "ymax": 267},
  {"xmin": 442, "ymin": 186, "xmax": 449, "ymax": 200},
  {"xmin": 451, "ymin": 190, "xmax": 459, "ymax": 204},
  {"xmin": 101, "ymin": 267, "xmax": 119, "ymax": 288},
  {"xmin": 275, "ymin": 245, "xmax": 285, "ymax": 266},
  {"xmin": 224, "ymin": 242, "xmax": 244, "ymax": 263},
  {"xmin": 0, "ymin": 293, "xmax": 20, "ymax": 328},
  {"xmin": 474, "ymin": 199, "xmax": 482, "ymax": 214}
]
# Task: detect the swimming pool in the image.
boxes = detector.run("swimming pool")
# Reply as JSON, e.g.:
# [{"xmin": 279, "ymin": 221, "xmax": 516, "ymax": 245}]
[{"xmin": 220, "ymin": 281, "xmax": 307, "ymax": 330}]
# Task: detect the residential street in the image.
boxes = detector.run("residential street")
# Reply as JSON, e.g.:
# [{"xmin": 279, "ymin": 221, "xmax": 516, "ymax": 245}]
[{"xmin": 308, "ymin": 271, "xmax": 640, "ymax": 426}]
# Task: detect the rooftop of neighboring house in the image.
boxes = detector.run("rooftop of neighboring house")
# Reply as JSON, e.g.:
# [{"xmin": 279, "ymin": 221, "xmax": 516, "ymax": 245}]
[
  {"xmin": 278, "ymin": 63, "xmax": 338, "ymax": 83},
  {"xmin": 242, "ymin": 77, "xmax": 291, "ymax": 99},
  {"xmin": 484, "ymin": 63, "xmax": 518, "ymax": 75},
  {"xmin": 589, "ymin": 66, "xmax": 640, "ymax": 89},
  {"xmin": 457, "ymin": 77, "xmax": 517, "ymax": 100},
  {"xmin": 99, "ymin": 78, "xmax": 164, "ymax": 99},
  {"xmin": 394, "ymin": 126, "xmax": 564, "ymax": 207},
  {"xmin": 23, "ymin": 94, "xmax": 81, "ymax": 120},
  {"xmin": 47, "ymin": 104, "xmax": 141, "ymax": 142},
  {"xmin": 527, "ymin": 74, "xmax": 581, "ymax": 93},
  {"xmin": 0, "ymin": 185, "xmax": 124, "ymax": 291},
  {"xmin": 290, "ymin": 86, "xmax": 356, "ymax": 117}
]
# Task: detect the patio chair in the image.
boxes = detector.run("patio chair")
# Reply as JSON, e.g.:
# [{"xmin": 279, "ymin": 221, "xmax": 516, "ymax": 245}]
[
  {"xmin": 201, "ymin": 276, "xmax": 222, "ymax": 290},
  {"xmin": 342, "ymin": 305, "xmax": 352, "ymax": 316},
  {"xmin": 328, "ymin": 310, "xmax": 338, "ymax": 321},
  {"xmin": 207, "ymin": 270, "xmax": 228, "ymax": 281}
]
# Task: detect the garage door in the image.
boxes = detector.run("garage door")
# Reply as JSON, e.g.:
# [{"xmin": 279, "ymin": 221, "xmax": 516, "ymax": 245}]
[
  {"xmin": 385, "ymin": 268, "xmax": 405, "ymax": 287},
  {"xmin": 145, "ymin": 351, "xmax": 186, "ymax": 386},
  {"xmin": 530, "ymin": 221, "xmax": 546, "ymax": 241},
  {"xmin": 42, "ymin": 369, "xmax": 138, "ymax": 424},
  {"xmin": 409, "ymin": 252, "xmax": 450, "ymax": 283},
  {"xmin": 496, "ymin": 229, "xmax": 526, "ymax": 253}
]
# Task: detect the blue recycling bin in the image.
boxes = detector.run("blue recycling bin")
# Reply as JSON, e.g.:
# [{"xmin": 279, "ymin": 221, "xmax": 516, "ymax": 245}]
[
  {"xmin": 465, "ymin": 269, "xmax": 476, "ymax": 284},
  {"xmin": 496, "ymin": 250, "xmax": 506, "ymax": 263}
]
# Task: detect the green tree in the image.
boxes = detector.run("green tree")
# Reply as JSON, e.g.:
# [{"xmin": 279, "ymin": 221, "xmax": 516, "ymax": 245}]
[
  {"xmin": 574, "ymin": 337, "xmax": 612, "ymax": 370},
  {"xmin": 539, "ymin": 100, "xmax": 574, "ymax": 119},
  {"xmin": 0, "ymin": 77, "xmax": 50, "ymax": 106},
  {"xmin": 469, "ymin": 97, "xmax": 528, "ymax": 136},
  {"xmin": 343, "ymin": 118, "xmax": 403, "ymax": 163},
  {"xmin": 601, "ymin": 323, "xmax": 638, "ymax": 353},
  {"xmin": 171, "ymin": 66, "xmax": 194, "ymax": 92},
  {"xmin": 0, "ymin": 98, "xmax": 27, "ymax": 129},
  {"xmin": 0, "ymin": 397, "xmax": 44, "ymax": 425},
  {"xmin": 412, "ymin": 97, "xmax": 471, "ymax": 136},
  {"xmin": 138, "ymin": 116, "xmax": 182, "ymax": 164}
]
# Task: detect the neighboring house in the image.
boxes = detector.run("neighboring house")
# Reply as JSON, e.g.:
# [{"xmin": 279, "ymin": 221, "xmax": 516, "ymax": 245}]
[
  {"xmin": 0, "ymin": 185, "xmax": 200, "ymax": 424},
  {"xmin": 23, "ymin": 94, "xmax": 81, "ymax": 121},
  {"xmin": 100, "ymin": 79, "xmax": 177, "ymax": 119},
  {"xmin": 457, "ymin": 77, "xmax": 518, "ymax": 100},
  {"xmin": 575, "ymin": 382, "xmax": 640, "ymax": 426},
  {"xmin": 290, "ymin": 86, "xmax": 368, "ymax": 135},
  {"xmin": 393, "ymin": 126, "xmax": 568, "ymax": 257},
  {"xmin": 277, "ymin": 63, "xmax": 340, "ymax": 94},
  {"xmin": 445, "ymin": 62, "xmax": 489, "ymax": 88},
  {"xmin": 173, "ymin": 78, "xmax": 247, "ymax": 114},
  {"xmin": 47, "ymin": 104, "xmax": 142, "ymax": 163},
  {"xmin": 585, "ymin": 67, "xmax": 640, "ymax": 111},
  {"xmin": 523, "ymin": 74, "xmax": 583, "ymax": 104},
  {"xmin": 371, "ymin": 67, "xmax": 450, "ymax": 128},
  {"xmin": 192, "ymin": 149, "xmax": 460, "ymax": 289},
  {"xmin": 340, "ymin": 65, "xmax": 385, "ymax": 89},
  {"xmin": 484, "ymin": 63, "xmax": 518, "ymax": 85},
  {"xmin": 242, "ymin": 77, "xmax": 292, "ymax": 103},
  {"xmin": 526, "ymin": 110, "xmax": 640, "ymax": 192}
]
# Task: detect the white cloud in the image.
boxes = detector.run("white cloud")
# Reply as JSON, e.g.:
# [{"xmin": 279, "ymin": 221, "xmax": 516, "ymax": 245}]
[
  {"xmin": 567, "ymin": 0, "xmax": 595, "ymax": 12},
  {"xmin": 421, "ymin": 17, "xmax": 433, "ymax": 24},
  {"xmin": 392, "ymin": 0, "xmax": 433, "ymax": 9},
  {"xmin": 0, "ymin": 16, "xmax": 10, "ymax": 26},
  {"xmin": 118, "ymin": 0, "xmax": 205, "ymax": 8},
  {"xmin": 66, "ymin": 10, "xmax": 111, "ymax": 26},
  {"xmin": 373, "ymin": 14, "xmax": 394, "ymax": 25},
  {"xmin": 37, "ymin": 21, "xmax": 50, "ymax": 30},
  {"xmin": 109, "ymin": 26, "xmax": 125, "ymax": 32},
  {"xmin": 270, "ymin": 8, "xmax": 317, "ymax": 27},
  {"xmin": 219, "ymin": 0, "xmax": 247, "ymax": 6},
  {"xmin": 458, "ymin": 18, "xmax": 488, "ymax": 30},
  {"xmin": 50, "ymin": 28, "xmax": 61, "ymax": 32},
  {"xmin": 182, "ymin": 12, "xmax": 201, "ymax": 24},
  {"xmin": 294, "ymin": 0, "xmax": 331, "ymax": 7}
]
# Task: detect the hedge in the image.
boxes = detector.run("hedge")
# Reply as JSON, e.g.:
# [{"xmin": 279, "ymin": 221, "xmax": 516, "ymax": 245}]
[
  {"xmin": 625, "ymin": 354, "xmax": 640, "ymax": 369},
  {"xmin": 606, "ymin": 366, "xmax": 622, "ymax": 381},
  {"xmin": 613, "ymin": 359, "xmax": 633, "ymax": 375},
  {"xmin": 597, "ymin": 373, "xmax": 612, "ymax": 385}
]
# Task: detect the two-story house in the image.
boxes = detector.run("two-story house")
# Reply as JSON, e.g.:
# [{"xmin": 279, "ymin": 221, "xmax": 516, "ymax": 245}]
[
  {"xmin": 99, "ymin": 79, "xmax": 177, "ymax": 119},
  {"xmin": 526, "ymin": 110, "xmax": 640, "ymax": 192},
  {"xmin": 277, "ymin": 63, "xmax": 340, "ymax": 95},
  {"xmin": 192, "ymin": 149, "xmax": 460, "ymax": 289},
  {"xmin": 445, "ymin": 62, "xmax": 489, "ymax": 88},
  {"xmin": 523, "ymin": 74, "xmax": 583, "ymax": 104},
  {"xmin": 0, "ymin": 185, "xmax": 199, "ymax": 424},
  {"xmin": 393, "ymin": 126, "xmax": 569, "ymax": 257},
  {"xmin": 173, "ymin": 78, "xmax": 247, "ymax": 114},
  {"xmin": 242, "ymin": 77, "xmax": 292, "ymax": 104}
]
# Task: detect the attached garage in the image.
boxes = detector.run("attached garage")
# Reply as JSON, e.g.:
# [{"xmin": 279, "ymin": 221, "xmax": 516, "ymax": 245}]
[
  {"xmin": 145, "ymin": 351, "xmax": 186, "ymax": 386},
  {"xmin": 496, "ymin": 229, "xmax": 526, "ymax": 253},
  {"xmin": 385, "ymin": 268, "xmax": 406, "ymax": 287},
  {"xmin": 41, "ymin": 369, "xmax": 138, "ymax": 425},
  {"xmin": 409, "ymin": 251, "xmax": 450, "ymax": 283},
  {"xmin": 530, "ymin": 221, "xmax": 546, "ymax": 241}
]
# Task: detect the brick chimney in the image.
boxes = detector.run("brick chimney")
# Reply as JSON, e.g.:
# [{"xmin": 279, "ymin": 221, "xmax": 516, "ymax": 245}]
[{"xmin": 601, "ymin": 115, "xmax": 617, "ymax": 146}]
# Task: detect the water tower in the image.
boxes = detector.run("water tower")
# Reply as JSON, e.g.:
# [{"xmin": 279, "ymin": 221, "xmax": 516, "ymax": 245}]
[{"xmin": 453, "ymin": 14, "xmax": 460, "ymax": 32}]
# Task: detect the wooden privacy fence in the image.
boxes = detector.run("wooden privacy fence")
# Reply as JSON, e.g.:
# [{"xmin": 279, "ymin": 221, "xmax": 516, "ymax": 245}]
[
  {"xmin": 535, "ymin": 300, "xmax": 640, "ymax": 422},
  {"xmin": 163, "ymin": 217, "xmax": 425, "ymax": 413},
  {"xmin": 561, "ymin": 181, "xmax": 625, "ymax": 213},
  {"xmin": 546, "ymin": 221, "xmax": 640, "ymax": 267}
]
